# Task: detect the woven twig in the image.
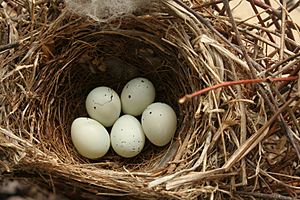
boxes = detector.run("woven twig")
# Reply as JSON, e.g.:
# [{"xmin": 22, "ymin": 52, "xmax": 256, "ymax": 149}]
[{"xmin": 0, "ymin": 0, "xmax": 300, "ymax": 199}]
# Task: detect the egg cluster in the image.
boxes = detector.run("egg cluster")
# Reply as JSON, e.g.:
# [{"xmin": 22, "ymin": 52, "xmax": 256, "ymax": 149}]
[{"xmin": 71, "ymin": 77, "xmax": 177, "ymax": 159}]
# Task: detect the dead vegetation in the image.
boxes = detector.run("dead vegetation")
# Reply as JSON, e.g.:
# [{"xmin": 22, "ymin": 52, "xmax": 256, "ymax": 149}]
[{"xmin": 0, "ymin": 0, "xmax": 300, "ymax": 199}]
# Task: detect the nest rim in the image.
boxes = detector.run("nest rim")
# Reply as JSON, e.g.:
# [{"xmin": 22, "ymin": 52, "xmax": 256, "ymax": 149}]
[{"xmin": 1, "ymin": 0, "xmax": 300, "ymax": 200}]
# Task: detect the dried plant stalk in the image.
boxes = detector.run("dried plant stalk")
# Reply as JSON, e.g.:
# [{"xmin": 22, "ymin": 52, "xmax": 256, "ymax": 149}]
[{"xmin": 0, "ymin": 0, "xmax": 300, "ymax": 199}]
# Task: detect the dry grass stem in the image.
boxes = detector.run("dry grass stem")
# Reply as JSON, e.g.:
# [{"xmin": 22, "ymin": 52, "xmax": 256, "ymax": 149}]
[{"xmin": 0, "ymin": 0, "xmax": 300, "ymax": 199}]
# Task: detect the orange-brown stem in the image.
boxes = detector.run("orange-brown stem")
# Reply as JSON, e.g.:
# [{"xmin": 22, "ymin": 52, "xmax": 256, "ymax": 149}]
[{"xmin": 179, "ymin": 76, "xmax": 298, "ymax": 104}]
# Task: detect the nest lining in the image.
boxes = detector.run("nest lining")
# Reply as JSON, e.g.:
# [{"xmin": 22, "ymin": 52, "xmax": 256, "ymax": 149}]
[
  {"xmin": 1, "ymin": 5, "xmax": 205, "ymax": 199},
  {"xmin": 1, "ymin": 0, "xmax": 300, "ymax": 199}
]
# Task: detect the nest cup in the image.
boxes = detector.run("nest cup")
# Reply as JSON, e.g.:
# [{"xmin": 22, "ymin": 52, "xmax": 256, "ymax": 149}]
[
  {"xmin": 36, "ymin": 14, "xmax": 196, "ymax": 166},
  {"xmin": 1, "ymin": 1, "xmax": 208, "ymax": 199},
  {"xmin": 2, "ymin": 0, "xmax": 300, "ymax": 199}
]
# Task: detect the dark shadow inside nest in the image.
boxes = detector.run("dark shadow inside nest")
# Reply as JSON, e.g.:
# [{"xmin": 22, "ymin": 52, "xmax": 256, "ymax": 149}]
[{"xmin": 38, "ymin": 33, "xmax": 196, "ymax": 170}]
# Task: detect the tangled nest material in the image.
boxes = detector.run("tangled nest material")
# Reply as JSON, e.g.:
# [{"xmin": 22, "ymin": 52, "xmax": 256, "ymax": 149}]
[
  {"xmin": 1, "ymin": 0, "xmax": 300, "ymax": 199},
  {"xmin": 66, "ymin": 0, "xmax": 155, "ymax": 21}
]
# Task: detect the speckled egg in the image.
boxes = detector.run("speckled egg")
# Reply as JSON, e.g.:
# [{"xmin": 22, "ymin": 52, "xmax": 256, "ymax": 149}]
[
  {"xmin": 141, "ymin": 102, "xmax": 177, "ymax": 146},
  {"xmin": 121, "ymin": 77, "xmax": 155, "ymax": 116},
  {"xmin": 86, "ymin": 86, "xmax": 121, "ymax": 127},
  {"xmin": 110, "ymin": 115, "xmax": 145, "ymax": 158},
  {"xmin": 71, "ymin": 117, "xmax": 110, "ymax": 159}
]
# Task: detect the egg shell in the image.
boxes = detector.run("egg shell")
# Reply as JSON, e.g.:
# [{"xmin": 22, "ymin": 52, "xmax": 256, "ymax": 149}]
[
  {"xmin": 86, "ymin": 86, "xmax": 121, "ymax": 127},
  {"xmin": 71, "ymin": 117, "xmax": 110, "ymax": 159},
  {"xmin": 141, "ymin": 102, "xmax": 177, "ymax": 146},
  {"xmin": 121, "ymin": 77, "xmax": 155, "ymax": 116},
  {"xmin": 111, "ymin": 115, "xmax": 145, "ymax": 158}
]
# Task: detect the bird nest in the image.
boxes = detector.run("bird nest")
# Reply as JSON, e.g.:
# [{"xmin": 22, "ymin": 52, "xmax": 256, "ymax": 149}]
[{"xmin": 1, "ymin": 0, "xmax": 300, "ymax": 199}]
